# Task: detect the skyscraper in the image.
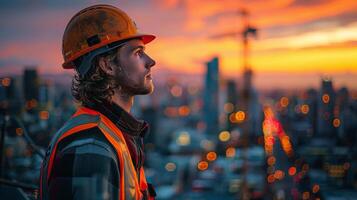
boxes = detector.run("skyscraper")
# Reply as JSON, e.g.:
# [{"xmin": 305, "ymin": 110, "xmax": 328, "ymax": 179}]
[
  {"xmin": 204, "ymin": 57, "xmax": 219, "ymax": 137},
  {"xmin": 317, "ymin": 77, "xmax": 336, "ymax": 136},
  {"xmin": 23, "ymin": 68, "xmax": 39, "ymax": 113}
]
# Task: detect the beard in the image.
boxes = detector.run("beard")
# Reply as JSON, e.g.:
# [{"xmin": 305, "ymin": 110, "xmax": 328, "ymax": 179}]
[{"xmin": 114, "ymin": 69, "xmax": 154, "ymax": 96}]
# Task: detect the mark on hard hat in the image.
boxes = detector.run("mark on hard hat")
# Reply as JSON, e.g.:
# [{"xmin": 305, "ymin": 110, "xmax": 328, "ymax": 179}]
[{"xmin": 87, "ymin": 35, "xmax": 101, "ymax": 47}]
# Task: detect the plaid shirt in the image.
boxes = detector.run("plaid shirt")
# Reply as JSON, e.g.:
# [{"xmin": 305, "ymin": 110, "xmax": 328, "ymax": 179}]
[{"xmin": 45, "ymin": 101, "xmax": 149, "ymax": 200}]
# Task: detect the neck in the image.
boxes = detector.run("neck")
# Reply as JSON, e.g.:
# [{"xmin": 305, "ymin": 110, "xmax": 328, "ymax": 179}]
[{"xmin": 111, "ymin": 92, "xmax": 134, "ymax": 113}]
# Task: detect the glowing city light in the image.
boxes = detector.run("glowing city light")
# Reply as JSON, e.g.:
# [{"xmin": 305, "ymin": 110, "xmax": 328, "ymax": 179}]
[
  {"xmin": 333, "ymin": 118, "xmax": 341, "ymax": 128},
  {"xmin": 218, "ymin": 131, "xmax": 231, "ymax": 142},
  {"xmin": 197, "ymin": 161, "xmax": 209, "ymax": 171},
  {"xmin": 164, "ymin": 107, "xmax": 178, "ymax": 117},
  {"xmin": 312, "ymin": 184, "xmax": 320, "ymax": 193},
  {"xmin": 229, "ymin": 113, "xmax": 238, "ymax": 123},
  {"xmin": 39, "ymin": 111, "xmax": 49, "ymax": 120},
  {"xmin": 235, "ymin": 111, "xmax": 245, "ymax": 122},
  {"xmin": 176, "ymin": 131, "xmax": 190, "ymax": 146},
  {"xmin": 328, "ymin": 164, "xmax": 346, "ymax": 177},
  {"xmin": 226, "ymin": 147, "xmax": 236, "ymax": 158},
  {"xmin": 274, "ymin": 170, "xmax": 285, "ymax": 180},
  {"xmin": 280, "ymin": 97, "xmax": 289, "ymax": 107},
  {"xmin": 178, "ymin": 105, "xmax": 190, "ymax": 116},
  {"xmin": 288, "ymin": 167, "xmax": 297, "ymax": 176},
  {"xmin": 16, "ymin": 128, "xmax": 23, "ymax": 136},
  {"xmin": 170, "ymin": 85, "xmax": 182, "ymax": 97},
  {"xmin": 165, "ymin": 162, "xmax": 176, "ymax": 172},
  {"xmin": 322, "ymin": 94, "xmax": 330, "ymax": 103},
  {"xmin": 280, "ymin": 135, "xmax": 294, "ymax": 157},
  {"xmin": 1, "ymin": 78, "xmax": 11, "ymax": 87},
  {"xmin": 301, "ymin": 104, "xmax": 309, "ymax": 114},
  {"xmin": 267, "ymin": 174, "xmax": 275, "ymax": 183},
  {"xmin": 302, "ymin": 191, "xmax": 310, "ymax": 200},
  {"xmin": 267, "ymin": 156, "xmax": 276, "ymax": 166},
  {"xmin": 26, "ymin": 99, "xmax": 38, "ymax": 110},
  {"xmin": 206, "ymin": 151, "xmax": 217, "ymax": 161}
]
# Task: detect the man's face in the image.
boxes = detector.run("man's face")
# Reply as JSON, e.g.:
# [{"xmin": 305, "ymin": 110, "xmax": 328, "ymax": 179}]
[{"xmin": 113, "ymin": 39, "xmax": 156, "ymax": 95}]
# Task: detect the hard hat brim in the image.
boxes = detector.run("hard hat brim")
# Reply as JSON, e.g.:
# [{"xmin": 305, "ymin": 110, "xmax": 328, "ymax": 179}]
[
  {"xmin": 62, "ymin": 33, "xmax": 156, "ymax": 69},
  {"xmin": 138, "ymin": 34, "xmax": 156, "ymax": 44}
]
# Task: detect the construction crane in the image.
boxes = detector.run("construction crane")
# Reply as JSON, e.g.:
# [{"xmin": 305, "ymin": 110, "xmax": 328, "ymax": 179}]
[
  {"xmin": 210, "ymin": 8, "xmax": 257, "ymax": 76},
  {"xmin": 210, "ymin": 8, "xmax": 258, "ymax": 147},
  {"xmin": 240, "ymin": 9, "xmax": 257, "ymax": 105},
  {"xmin": 241, "ymin": 9, "xmax": 257, "ymax": 70},
  {"xmin": 210, "ymin": 8, "xmax": 257, "ymax": 108},
  {"xmin": 211, "ymin": 10, "xmax": 261, "ymax": 200},
  {"xmin": 210, "ymin": 8, "xmax": 258, "ymax": 106}
]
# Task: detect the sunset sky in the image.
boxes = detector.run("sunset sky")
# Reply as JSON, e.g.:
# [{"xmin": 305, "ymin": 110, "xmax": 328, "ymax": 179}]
[{"xmin": 0, "ymin": 0, "xmax": 357, "ymax": 90}]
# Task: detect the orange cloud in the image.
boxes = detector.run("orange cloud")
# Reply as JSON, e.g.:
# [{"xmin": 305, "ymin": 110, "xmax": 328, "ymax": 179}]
[
  {"xmin": 1, "ymin": 0, "xmax": 356, "ymax": 89},
  {"xmin": 147, "ymin": 0, "xmax": 357, "ymax": 80},
  {"xmin": 177, "ymin": 0, "xmax": 357, "ymax": 30},
  {"xmin": 0, "ymin": 41, "xmax": 63, "ymax": 74},
  {"xmin": 251, "ymin": 46, "xmax": 357, "ymax": 73},
  {"xmin": 252, "ymin": 0, "xmax": 357, "ymax": 27}
]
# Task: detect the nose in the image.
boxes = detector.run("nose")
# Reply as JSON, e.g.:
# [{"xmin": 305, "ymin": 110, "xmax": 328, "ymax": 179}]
[{"xmin": 146, "ymin": 54, "xmax": 156, "ymax": 69}]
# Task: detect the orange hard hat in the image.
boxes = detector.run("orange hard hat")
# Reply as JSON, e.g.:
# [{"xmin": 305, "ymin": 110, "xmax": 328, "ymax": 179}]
[{"xmin": 62, "ymin": 4, "xmax": 155, "ymax": 70}]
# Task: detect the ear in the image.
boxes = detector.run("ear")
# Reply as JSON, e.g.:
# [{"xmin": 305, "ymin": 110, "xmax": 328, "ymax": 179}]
[{"xmin": 98, "ymin": 56, "xmax": 115, "ymax": 76}]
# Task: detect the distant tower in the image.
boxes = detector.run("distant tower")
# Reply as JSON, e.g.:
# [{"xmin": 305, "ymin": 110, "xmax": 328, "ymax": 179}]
[
  {"xmin": 0, "ymin": 77, "xmax": 19, "ymax": 114},
  {"xmin": 336, "ymin": 87, "xmax": 350, "ymax": 141},
  {"xmin": 23, "ymin": 67, "xmax": 39, "ymax": 113},
  {"xmin": 204, "ymin": 57, "xmax": 219, "ymax": 137},
  {"xmin": 337, "ymin": 87, "xmax": 349, "ymax": 113},
  {"xmin": 317, "ymin": 77, "xmax": 336, "ymax": 136}
]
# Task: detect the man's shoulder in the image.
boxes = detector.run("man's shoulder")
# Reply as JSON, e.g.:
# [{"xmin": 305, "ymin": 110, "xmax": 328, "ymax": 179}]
[
  {"xmin": 56, "ymin": 126, "xmax": 118, "ymax": 162},
  {"xmin": 49, "ymin": 127, "xmax": 120, "ymax": 189}
]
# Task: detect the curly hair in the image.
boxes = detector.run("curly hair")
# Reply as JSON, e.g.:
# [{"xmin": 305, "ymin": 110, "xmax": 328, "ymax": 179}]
[{"xmin": 71, "ymin": 49, "xmax": 120, "ymax": 105}]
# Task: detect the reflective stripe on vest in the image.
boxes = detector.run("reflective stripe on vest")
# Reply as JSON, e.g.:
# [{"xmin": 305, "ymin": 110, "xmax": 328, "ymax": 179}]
[{"xmin": 40, "ymin": 107, "xmax": 149, "ymax": 200}]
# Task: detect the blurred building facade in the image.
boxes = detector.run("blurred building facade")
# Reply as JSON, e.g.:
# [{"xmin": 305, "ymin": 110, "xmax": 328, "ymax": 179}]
[{"xmin": 204, "ymin": 57, "xmax": 219, "ymax": 137}]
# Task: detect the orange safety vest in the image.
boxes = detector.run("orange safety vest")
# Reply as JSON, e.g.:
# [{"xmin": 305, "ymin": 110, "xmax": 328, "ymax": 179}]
[{"xmin": 40, "ymin": 107, "xmax": 153, "ymax": 200}]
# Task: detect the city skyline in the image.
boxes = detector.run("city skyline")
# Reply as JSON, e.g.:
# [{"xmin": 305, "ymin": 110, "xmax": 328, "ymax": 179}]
[
  {"xmin": 1, "ymin": 57, "xmax": 356, "ymax": 200},
  {"xmin": 1, "ymin": 2, "xmax": 357, "ymax": 199},
  {"xmin": 1, "ymin": 0, "xmax": 357, "ymax": 90}
]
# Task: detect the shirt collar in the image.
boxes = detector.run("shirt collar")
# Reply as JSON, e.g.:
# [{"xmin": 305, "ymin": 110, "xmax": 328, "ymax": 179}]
[{"xmin": 85, "ymin": 101, "xmax": 149, "ymax": 138}]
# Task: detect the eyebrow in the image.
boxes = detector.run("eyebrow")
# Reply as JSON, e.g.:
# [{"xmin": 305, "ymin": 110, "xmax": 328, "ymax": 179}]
[{"xmin": 130, "ymin": 45, "xmax": 145, "ymax": 52}]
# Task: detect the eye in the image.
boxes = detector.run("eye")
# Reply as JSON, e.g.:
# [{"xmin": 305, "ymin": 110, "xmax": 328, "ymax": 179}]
[{"xmin": 135, "ymin": 49, "xmax": 144, "ymax": 57}]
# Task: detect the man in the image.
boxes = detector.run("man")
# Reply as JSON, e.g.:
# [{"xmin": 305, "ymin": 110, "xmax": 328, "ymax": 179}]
[{"xmin": 40, "ymin": 4, "xmax": 156, "ymax": 200}]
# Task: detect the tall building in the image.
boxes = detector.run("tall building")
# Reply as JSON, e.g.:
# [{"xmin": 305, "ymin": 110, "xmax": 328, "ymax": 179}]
[
  {"xmin": 203, "ymin": 57, "xmax": 219, "ymax": 137},
  {"xmin": 23, "ymin": 68, "xmax": 39, "ymax": 113},
  {"xmin": 0, "ymin": 77, "xmax": 23, "ymax": 115},
  {"xmin": 337, "ymin": 87, "xmax": 349, "ymax": 113},
  {"xmin": 317, "ymin": 77, "xmax": 336, "ymax": 136},
  {"xmin": 336, "ymin": 87, "xmax": 351, "ymax": 142}
]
